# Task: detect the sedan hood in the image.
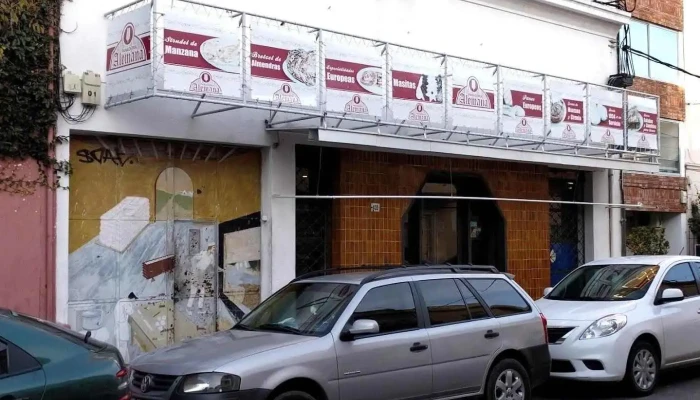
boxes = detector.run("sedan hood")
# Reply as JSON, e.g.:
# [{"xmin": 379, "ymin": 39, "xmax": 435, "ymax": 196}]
[
  {"xmin": 536, "ymin": 298, "xmax": 638, "ymax": 322},
  {"xmin": 130, "ymin": 329, "xmax": 315, "ymax": 376}
]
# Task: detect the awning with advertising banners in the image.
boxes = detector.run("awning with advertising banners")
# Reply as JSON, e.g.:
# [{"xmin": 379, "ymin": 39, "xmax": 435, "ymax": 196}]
[{"xmin": 104, "ymin": 0, "xmax": 661, "ymax": 172}]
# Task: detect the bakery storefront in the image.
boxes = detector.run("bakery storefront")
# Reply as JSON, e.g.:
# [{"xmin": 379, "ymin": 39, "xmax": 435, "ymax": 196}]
[{"xmin": 84, "ymin": 0, "xmax": 661, "ymax": 360}]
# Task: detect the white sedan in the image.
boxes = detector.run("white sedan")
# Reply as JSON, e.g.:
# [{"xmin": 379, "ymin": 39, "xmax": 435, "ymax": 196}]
[{"xmin": 536, "ymin": 255, "xmax": 700, "ymax": 397}]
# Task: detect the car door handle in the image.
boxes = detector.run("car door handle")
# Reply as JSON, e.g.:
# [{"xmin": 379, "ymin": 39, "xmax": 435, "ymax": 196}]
[
  {"xmin": 484, "ymin": 330, "xmax": 500, "ymax": 339},
  {"xmin": 410, "ymin": 342, "xmax": 429, "ymax": 352}
]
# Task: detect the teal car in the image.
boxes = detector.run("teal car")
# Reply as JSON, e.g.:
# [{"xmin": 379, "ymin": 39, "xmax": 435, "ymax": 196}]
[{"xmin": 0, "ymin": 309, "xmax": 129, "ymax": 400}]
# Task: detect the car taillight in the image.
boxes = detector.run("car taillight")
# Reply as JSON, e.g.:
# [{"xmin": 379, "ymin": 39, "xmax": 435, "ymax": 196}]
[
  {"xmin": 540, "ymin": 313, "xmax": 548, "ymax": 343},
  {"xmin": 119, "ymin": 395, "xmax": 131, "ymax": 400},
  {"xmin": 116, "ymin": 367, "xmax": 128, "ymax": 379}
]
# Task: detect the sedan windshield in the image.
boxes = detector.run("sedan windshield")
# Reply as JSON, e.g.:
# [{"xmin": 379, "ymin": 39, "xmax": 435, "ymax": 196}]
[
  {"xmin": 547, "ymin": 264, "xmax": 660, "ymax": 301},
  {"xmin": 235, "ymin": 282, "xmax": 358, "ymax": 336}
]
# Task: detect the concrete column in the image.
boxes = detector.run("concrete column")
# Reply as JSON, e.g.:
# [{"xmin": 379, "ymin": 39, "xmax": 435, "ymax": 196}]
[
  {"xmin": 55, "ymin": 122, "xmax": 71, "ymax": 324},
  {"xmin": 260, "ymin": 137, "xmax": 296, "ymax": 300},
  {"xmin": 610, "ymin": 170, "xmax": 623, "ymax": 258},
  {"xmin": 585, "ymin": 170, "xmax": 612, "ymax": 262}
]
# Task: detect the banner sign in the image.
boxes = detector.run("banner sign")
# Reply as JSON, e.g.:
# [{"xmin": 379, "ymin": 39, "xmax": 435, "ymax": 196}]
[
  {"xmin": 589, "ymin": 87, "xmax": 624, "ymax": 146},
  {"xmin": 627, "ymin": 95, "xmax": 659, "ymax": 150},
  {"xmin": 162, "ymin": 12, "xmax": 242, "ymax": 98},
  {"xmin": 548, "ymin": 80, "xmax": 586, "ymax": 142},
  {"xmin": 502, "ymin": 78, "xmax": 544, "ymax": 137},
  {"xmin": 324, "ymin": 35, "xmax": 385, "ymax": 118},
  {"xmin": 105, "ymin": 6, "xmax": 152, "ymax": 100},
  {"xmin": 390, "ymin": 47, "xmax": 445, "ymax": 125},
  {"xmin": 249, "ymin": 25, "xmax": 318, "ymax": 107},
  {"xmin": 450, "ymin": 60, "xmax": 497, "ymax": 133}
]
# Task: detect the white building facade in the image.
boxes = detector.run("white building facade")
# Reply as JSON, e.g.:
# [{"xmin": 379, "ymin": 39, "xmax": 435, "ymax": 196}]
[{"xmin": 57, "ymin": 0, "xmax": 663, "ymax": 361}]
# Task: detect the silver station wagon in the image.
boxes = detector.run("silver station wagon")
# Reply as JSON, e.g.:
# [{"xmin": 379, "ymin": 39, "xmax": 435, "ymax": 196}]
[{"xmin": 128, "ymin": 265, "xmax": 551, "ymax": 400}]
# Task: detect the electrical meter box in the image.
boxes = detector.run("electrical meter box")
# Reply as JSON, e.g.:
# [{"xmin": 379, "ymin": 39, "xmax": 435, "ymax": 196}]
[
  {"xmin": 63, "ymin": 72, "xmax": 82, "ymax": 94},
  {"xmin": 81, "ymin": 71, "xmax": 102, "ymax": 106}
]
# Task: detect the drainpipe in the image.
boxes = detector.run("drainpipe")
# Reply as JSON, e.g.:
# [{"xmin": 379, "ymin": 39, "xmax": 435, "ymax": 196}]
[
  {"xmin": 620, "ymin": 171, "xmax": 627, "ymax": 256},
  {"xmin": 608, "ymin": 169, "xmax": 614, "ymax": 257}
]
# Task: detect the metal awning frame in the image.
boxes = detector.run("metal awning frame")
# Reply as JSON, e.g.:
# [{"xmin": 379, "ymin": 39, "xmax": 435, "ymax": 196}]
[
  {"xmin": 272, "ymin": 194, "xmax": 644, "ymax": 209},
  {"xmin": 103, "ymin": 0, "xmax": 662, "ymax": 168}
]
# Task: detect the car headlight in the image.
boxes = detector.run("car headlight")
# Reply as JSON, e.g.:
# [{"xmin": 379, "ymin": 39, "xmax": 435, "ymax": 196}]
[
  {"xmin": 180, "ymin": 373, "xmax": 241, "ymax": 394},
  {"xmin": 579, "ymin": 314, "xmax": 627, "ymax": 340}
]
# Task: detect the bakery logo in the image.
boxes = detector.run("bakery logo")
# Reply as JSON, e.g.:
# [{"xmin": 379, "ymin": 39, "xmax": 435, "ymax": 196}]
[
  {"xmin": 455, "ymin": 77, "xmax": 492, "ymax": 109},
  {"xmin": 601, "ymin": 129, "xmax": 616, "ymax": 144},
  {"xmin": 273, "ymin": 83, "xmax": 301, "ymax": 105},
  {"xmin": 514, "ymin": 118, "xmax": 532, "ymax": 134},
  {"xmin": 109, "ymin": 23, "xmax": 148, "ymax": 71},
  {"xmin": 408, "ymin": 103, "xmax": 430, "ymax": 122},
  {"xmin": 189, "ymin": 72, "xmax": 222, "ymax": 94},
  {"xmin": 562, "ymin": 124, "xmax": 576, "ymax": 140},
  {"xmin": 344, "ymin": 95, "xmax": 369, "ymax": 114},
  {"xmin": 636, "ymin": 134, "xmax": 650, "ymax": 149}
]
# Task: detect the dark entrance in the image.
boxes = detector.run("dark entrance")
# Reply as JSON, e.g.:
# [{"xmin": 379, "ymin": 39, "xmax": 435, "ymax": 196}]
[
  {"xmin": 295, "ymin": 145, "xmax": 338, "ymax": 276},
  {"xmin": 549, "ymin": 170, "xmax": 585, "ymax": 286},
  {"xmin": 403, "ymin": 173, "xmax": 506, "ymax": 271}
]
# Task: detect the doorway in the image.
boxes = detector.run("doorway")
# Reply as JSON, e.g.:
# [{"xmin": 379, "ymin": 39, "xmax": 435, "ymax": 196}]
[{"xmin": 403, "ymin": 173, "xmax": 506, "ymax": 271}]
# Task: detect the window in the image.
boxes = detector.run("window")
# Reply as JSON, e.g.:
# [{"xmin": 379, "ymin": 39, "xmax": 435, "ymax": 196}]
[
  {"xmin": 237, "ymin": 282, "xmax": 358, "ymax": 336},
  {"xmin": 468, "ymin": 279, "xmax": 531, "ymax": 317},
  {"xmin": 0, "ymin": 339, "xmax": 41, "ymax": 379},
  {"xmin": 456, "ymin": 280, "xmax": 490, "ymax": 320},
  {"xmin": 547, "ymin": 264, "xmax": 660, "ymax": 301},
  {"xmin": 622, "ymin": 20, "xmax": 679, "ymax": 83},
  {"xmin": 417, "ymin": 279, "xmax": 470, "ymax": 326},
  {"xmin": 351, "ymin": 283, "xmax": 418, "ymax": 335},
  {"xmin": 659, "ymin": 263, "xmax": 699, "ymax": 298},
  {"xmin": 659, "ymin": 121, "xmax": 680, "ymax": 173},
  {"xmin": 691, "ymin": 263, "xmax": 700, "ymax": 286}
]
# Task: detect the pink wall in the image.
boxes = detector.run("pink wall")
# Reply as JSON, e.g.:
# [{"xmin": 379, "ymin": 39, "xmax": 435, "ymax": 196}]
[{"xmin": 0, "ymin": 159, "xmax": 55, "ymax": 319}]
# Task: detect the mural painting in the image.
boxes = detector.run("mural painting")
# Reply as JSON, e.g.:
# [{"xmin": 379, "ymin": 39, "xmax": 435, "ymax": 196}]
[{"xmin": 68, "ymin": 136, "xmax": 261, "ymax": 362}]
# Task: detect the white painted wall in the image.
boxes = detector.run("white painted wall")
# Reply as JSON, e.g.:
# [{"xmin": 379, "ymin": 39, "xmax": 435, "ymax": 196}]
[{"xmin": 55, "ymin": 0, "xmax": 629, "ymax": 320}]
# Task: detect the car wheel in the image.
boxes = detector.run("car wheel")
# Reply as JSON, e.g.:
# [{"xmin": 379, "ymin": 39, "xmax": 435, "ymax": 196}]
[
  {"xmin": 485, "ymin": 359, "xmax": 531, "ymax": 400},
  {"xmin": 625, "ymin": 341, "xmax": 659, "ymax": 397},
  {"xmin": 271, "ymin": 391, "xmax": 317, "ymax": 400}
]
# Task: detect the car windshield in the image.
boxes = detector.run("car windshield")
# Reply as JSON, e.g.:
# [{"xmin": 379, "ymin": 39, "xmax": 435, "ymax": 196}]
[
  {"xmin": 547, "ymin": 264, "xmax": 660, "ymax": 301},
  {"xmin": 235, "ymin": 282, "xmax": 359, "ymax": 336}
]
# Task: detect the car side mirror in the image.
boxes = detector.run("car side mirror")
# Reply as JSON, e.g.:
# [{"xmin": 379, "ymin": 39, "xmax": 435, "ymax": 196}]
[
  {"xmin": 543, "ymin": 287, "xmax": 553, "ymax": 297},
  {"xmin": 660, "ymin": 288, "xmax": 684, "ymax": 304},
  {"xmin": 340, "ymin": 319, "xmax": 379, "ymax": 341}
]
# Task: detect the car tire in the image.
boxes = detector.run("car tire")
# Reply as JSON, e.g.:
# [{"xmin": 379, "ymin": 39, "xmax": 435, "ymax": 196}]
[
  {"xmin": 271, "ymin": 391, "xmax": 317, "ymax": 400},
  {"xmin": 625, "ymin": 340, "xmax": 660, "ymax": 397},
  {"xmin": 485, "ymin": 358, "xmax": 531, "ymax": 400}
]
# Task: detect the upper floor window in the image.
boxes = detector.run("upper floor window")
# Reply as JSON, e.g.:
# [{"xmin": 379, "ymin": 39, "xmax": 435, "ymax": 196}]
[
  {"xmin": 660, "ymin": 121, "xmax": 680, "ymax": 173},
  {"xmin": 623, "ymin": 20, "xmax": 679, "ymax": 83}
]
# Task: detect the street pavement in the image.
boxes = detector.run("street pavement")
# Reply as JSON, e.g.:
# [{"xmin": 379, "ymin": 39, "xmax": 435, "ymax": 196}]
[{"xmin": 533, "ymin": 365, "xmax": 700, "ymax": 399}]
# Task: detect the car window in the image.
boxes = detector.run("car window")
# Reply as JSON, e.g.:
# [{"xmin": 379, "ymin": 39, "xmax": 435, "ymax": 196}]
[
  {"xmin": 691, "ymin": 262, "xmax": 700, "ymax": 286},
  {"xmin": 546, "ymin": 264, "xmax": 659, "ymax": 301},
  {"xmin": 0, "ymin": 338, "xmax": 41, "ymax": 379},
  {"xmin": 456, "ymin": 280, "xmax": 490, "ymax": 320},
  {"xmin": 659, "ymin": 263, "xmax": 699, "ymax": 298},
  {"xmin": 417, "ymin": 279, "xmax": 470, "ymax": 326},
  {"xmin": 350, "ymin": 283, "xmax": 418, "ymax": 335},
  {"xmin": 468, "ymin": 279, "xmax": 531, "ymax": 317}
]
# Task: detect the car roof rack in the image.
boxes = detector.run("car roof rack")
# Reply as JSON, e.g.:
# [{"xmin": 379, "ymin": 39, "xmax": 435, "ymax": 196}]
[
  {"xmin": 291, "ymin": 265, "xmax": 407, "ymax": 283},
  {"xmin": 291, "ymin": 264, "xmax": 506, "ymax": 284},
  {"xmin": 361, "ymin": 264, "xmax": 502, "ymax": 284}
]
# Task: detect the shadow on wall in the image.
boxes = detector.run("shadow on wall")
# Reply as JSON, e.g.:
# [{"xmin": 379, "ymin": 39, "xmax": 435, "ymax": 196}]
[{"xmin": 67, "ymin": 136, "xmax": 261, "ymax": 362}]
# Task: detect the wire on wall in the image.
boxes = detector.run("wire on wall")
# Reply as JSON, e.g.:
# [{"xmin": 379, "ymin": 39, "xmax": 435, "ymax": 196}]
[
  {"xmin": 622, "ymin": 45, "xmax": 700, "ymax": 80},
  {"xmin": 53, "ymin": 25, "xmax": 96, "ymax": 124},
  {"xmin": 593, "ymin": 0, "xmax": 637, "ymax": 13}
]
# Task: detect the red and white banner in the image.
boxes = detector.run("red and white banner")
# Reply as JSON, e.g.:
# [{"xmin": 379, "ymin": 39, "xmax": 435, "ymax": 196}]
[
  {"xmin": 161, "ymin": 12, "xmax": 242, "ymax": 98},
  {"xmin": 627, "ymin": 95, "xmax": 659, "ymax": 150},
  {"xmin": 549, "ymin": 81, "xmax": 586, "ymax": 142},
  {"xmin": 390, "ymin": 47, "xmax": 444, "ymax": 125},
  {"xmin": 450, "ymin": 60, "xmax": 496, "ymax": 133},
  {"xmin": 105, "ymin": 6, "xmax": 152, "ymax": 100},
  {"xmin": 250, "ymin": 26, "xmax": 318, "ymax": 107},
  {"xmin": 324, "ymin": 37, "xmax": 384, "ymax": 118},
  {"xmin": 589, "ymin": 87, "xmax": 624, "ymax": 146},
  {"xmin": 502, "ymin": 80, "xmax": 544, "ymax": 137}
]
